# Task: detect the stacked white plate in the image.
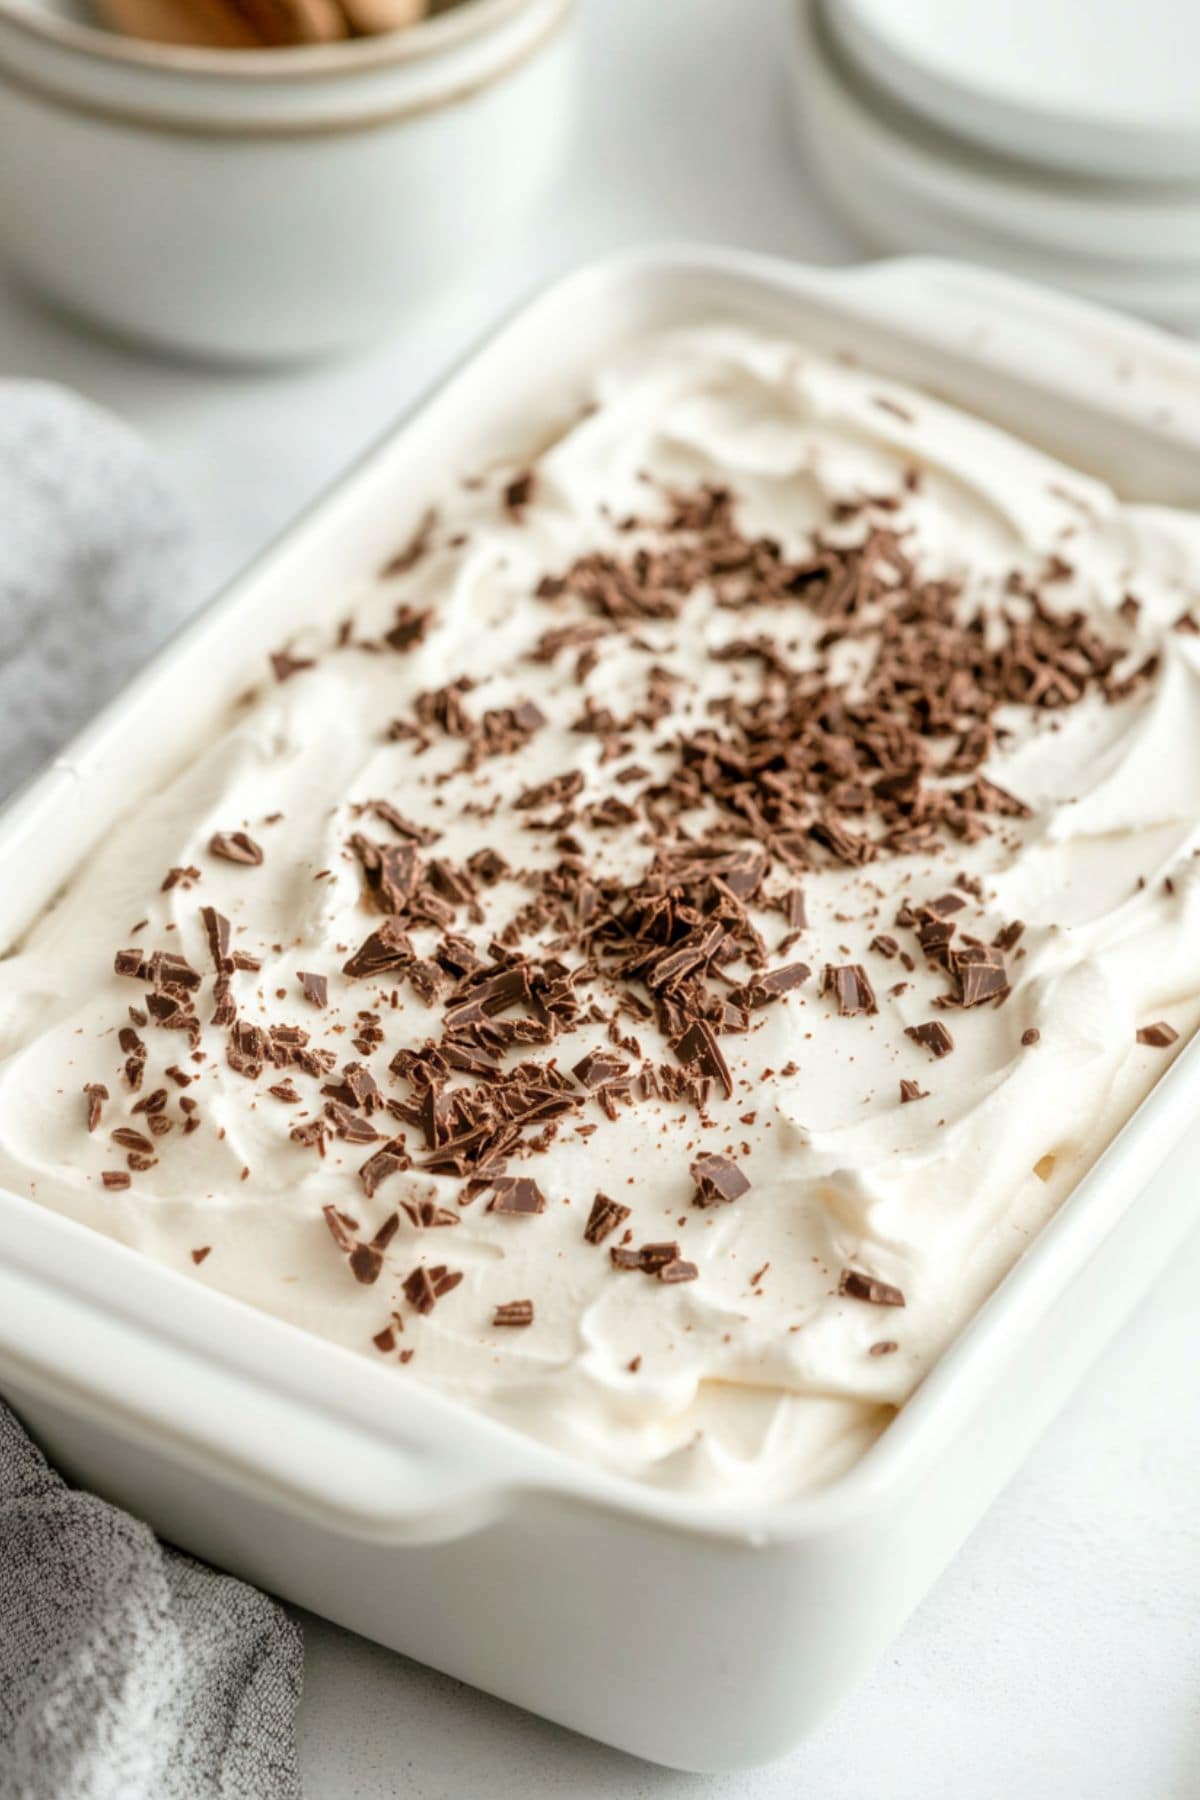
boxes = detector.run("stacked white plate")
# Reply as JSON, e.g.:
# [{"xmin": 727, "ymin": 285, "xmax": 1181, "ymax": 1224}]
[{"xmin": 792, "ymin": 0, "xmax": 1200, "ymax": 329}]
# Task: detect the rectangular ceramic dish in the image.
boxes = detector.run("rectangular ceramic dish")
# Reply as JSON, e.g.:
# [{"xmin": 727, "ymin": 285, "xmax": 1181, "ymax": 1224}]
[{"xmin": 3, "ymin": 248, "xmax": 1200, "ymax": 1772}]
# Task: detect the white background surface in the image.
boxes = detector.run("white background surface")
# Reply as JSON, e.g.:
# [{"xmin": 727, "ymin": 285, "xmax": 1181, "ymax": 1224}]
[{"xmin": 1, "ymin": 1, "xmax": 1198, "ymax": 1794}]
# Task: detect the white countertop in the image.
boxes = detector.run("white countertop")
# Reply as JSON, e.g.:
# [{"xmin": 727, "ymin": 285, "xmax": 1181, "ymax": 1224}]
[{"xmin": 1, "ymin": 0, "xmax": 1198, "ymax": 1793}]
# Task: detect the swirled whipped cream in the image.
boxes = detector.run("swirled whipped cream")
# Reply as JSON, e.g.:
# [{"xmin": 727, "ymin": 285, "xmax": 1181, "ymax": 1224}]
[{"xmin": 2, "ymin": 325, "xmax": 1199, "ymax": 1502}]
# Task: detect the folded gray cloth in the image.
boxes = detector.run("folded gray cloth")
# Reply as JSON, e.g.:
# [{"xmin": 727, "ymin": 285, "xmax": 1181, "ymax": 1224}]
[
  {"xmin": 0, "ymin": 383, "xmax": 304, "ymax": 1799},
  {"xmin": 0, "ymin": 1402, "xmax": 303, "ymax": 1800},
  {"xmin": 0, "ymin": 382, "xmax": 194, "ymax": 801}
]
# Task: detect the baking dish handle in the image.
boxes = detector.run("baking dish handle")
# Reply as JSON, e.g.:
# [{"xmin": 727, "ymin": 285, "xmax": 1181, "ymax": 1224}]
[{"xmin": 0, "ymin": 1237, "xmax": 534, "ymax": 1546}]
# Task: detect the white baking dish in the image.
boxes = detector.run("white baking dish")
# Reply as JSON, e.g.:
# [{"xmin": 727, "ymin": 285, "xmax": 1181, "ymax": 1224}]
[{"xmin": 2, "ymin": 248, "xmax": 1200, "ymax": 1772}]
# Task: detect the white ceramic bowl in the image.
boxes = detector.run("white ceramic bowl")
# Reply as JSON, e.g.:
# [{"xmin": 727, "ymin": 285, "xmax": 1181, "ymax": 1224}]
[{"xmin": 0, "ymin": 0, "xmax": 574, "ymax": 361}]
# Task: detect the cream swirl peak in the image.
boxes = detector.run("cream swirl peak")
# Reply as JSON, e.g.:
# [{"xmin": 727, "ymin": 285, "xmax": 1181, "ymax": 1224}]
[{"xmin": 1, "ymin": 325, "xmax": 1199, "ymax": 1501}]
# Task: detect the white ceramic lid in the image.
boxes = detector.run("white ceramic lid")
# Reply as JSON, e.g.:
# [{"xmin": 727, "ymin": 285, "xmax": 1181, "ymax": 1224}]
[
  {"xmin": 793, "ymin": 0, "xmax": 1200, "ymax": 333},
  {"xmin": 828, "ymin": 0, "xmax": 1200, "ymax": 182}
]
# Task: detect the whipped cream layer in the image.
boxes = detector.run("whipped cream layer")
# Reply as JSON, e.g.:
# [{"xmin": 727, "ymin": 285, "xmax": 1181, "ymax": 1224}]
[{"xmin": 2, "ymin": 325, "xmax": 1199, "ymax": 1503}]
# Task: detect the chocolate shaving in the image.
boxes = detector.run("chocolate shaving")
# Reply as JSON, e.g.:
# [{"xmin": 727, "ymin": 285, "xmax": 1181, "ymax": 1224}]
[
  {"xmin": 1136, "ymin": 1021, "xmax": 1179, "ymax": 1047},
  {"xmin": 384, "ymin": 605, "xmax": 433, "ymax": 652},
  {"xmin": 161, "ymin": 865, "xmax": 200, "ymax": 892},
  {"xmin": 732, "ymin": 962, "xmax": 811, "ymax": 1009},
  {"xmin": 270, "ymin": 649, "xmax": 315, "ymax": 683},
  {"xmin": 227, "ymin": 1020, "xmax": 266, "ymax": 1080},
  {"xmin": 369, "ymin": 800, "xmax": 440, "ymax": 845},
  {"xmin": 321, "ymin": 1205, "xmax": 400, "ymax": 1285},
  {"xmin": 488, "ymin": 1177, "xmax": 547, "ymax": 1216},
  {"xmin": 349, "ymin": 1214, "xmax": 400, "ymax": 1285},
  {"xmin": 905, "ymin": 1020, "xmax": 955, "ymax": 1058},
  {"xmin": 403, "ymin": 1263, "xmax": 463, "ymax": 1314},
  {"xmin": 400, "ymin": 1199, "xmax": 460, "ymax": 1229},
  {"xmin": 673, "ymin": 1018, "xmax": 733, "ymax": 1098},
  {"xmin": 690, "ymin": 1153, "xmax": 750, "ymax": 1208},
  {"xmin": 200, "ymin": 906, "xmax": 233, "ymax": 972},
  {"xmin": 783, "ymin": 888, "xmax": 807, "ymax": 929},
  {"xmin": 611, "ymin": 1240, "xmax": 677, "ymax": 1273},
  {"xmin": 954, "ymin": 948, "xmax": 1010, "ymax": 1008},
  {"xmin": 657, "ymin": 1257, "xmax": 699, "ymax": 1284},
  {"xmin": 83, "ymin": 1083, "xmax": 108, "ymax": 1133},
  {"xmin": 321, "ymin": 1205, "xmax": 359, "ymax": 1253},
  {"xmin": 111, "ymin": 1127, "xmax": 153, "ymax": 1155},
  {"xmin": 342, "ymin": 921, "xmax": 414, "ymax": 980},
  {"xmin": 584, "ymin": 1193, "xmax": 631, "ymax": 1244},
  {"xmin": 298, "ymin": 971, "xmax": 328, "ymax": 1009},
  {"xmin": 515, "ymin": 770, "xmax": 584, "ymax": 813},
  {"xmin": 822, "ymin": 963, "xmax": 877, "ymax": 1017},
  {"xmin": 290, "ymin": 1119, "xmax": 327, "ymax": 1155},
  {"xmin": 503, "ymin": 470, "xmax": 536, "ymax": 516},
  {"xmin": 839, "ymin": 1269, "xmax": 906, "ymax": 1306},
  {"xmin": 492, "ymin": 1299, "xmax": 534, "ymax": 1327},
  {"xmin": 572, "ymin": 1049, "xmax": 629, "ymax": 1089},
  {"xmin": 324, "ymin": 1100, "xmax": 380, "ymax": 1144},
  {"xmin": 358, "ymin": 1137, "xmax": 412, "ymax": 1198},
  {"xmin": 208, "ymin": 831, "xmax": 263, "ymax": 866},
  {"xmin": 382, "ymin": 509, "xmax": 436, "ymax": 577}
]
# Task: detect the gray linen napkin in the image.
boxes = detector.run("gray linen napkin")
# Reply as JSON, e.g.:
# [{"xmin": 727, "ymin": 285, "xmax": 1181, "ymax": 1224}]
[
  {"xmin": 0, "ymin": 382, "xmax": 304, "ymax": 1800},
  {"xmin": 0, "ymin": 381, "xmax": 192, "ymax": 801},
  {"xmin": 0, "ymin": 1402, "xmax": 303, "ymax": 1800}
]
